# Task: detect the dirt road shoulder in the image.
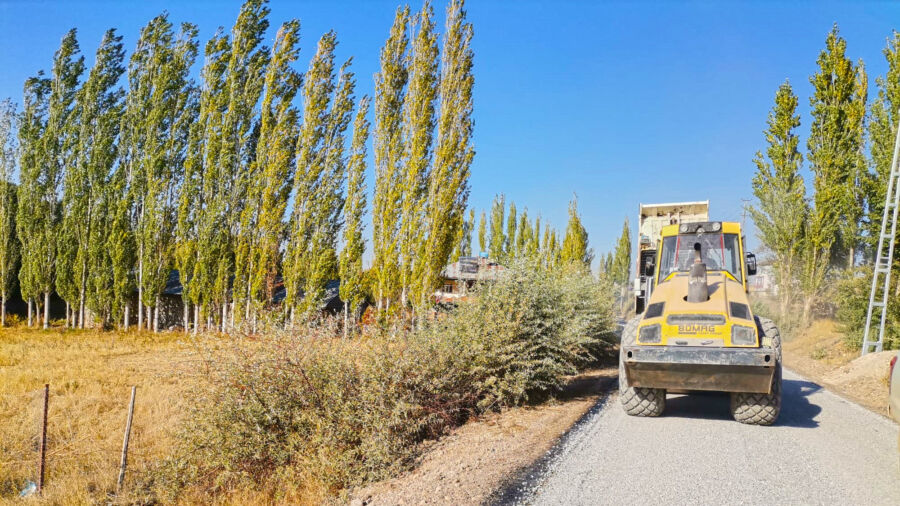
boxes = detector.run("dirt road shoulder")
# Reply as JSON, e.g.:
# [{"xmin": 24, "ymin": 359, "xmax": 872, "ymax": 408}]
[{"xmin": 350, "ymin": 367, "xmax": 617, "ymax": 506}]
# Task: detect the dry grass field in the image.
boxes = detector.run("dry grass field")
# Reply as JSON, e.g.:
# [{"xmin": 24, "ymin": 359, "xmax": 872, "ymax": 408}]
[
  {"xmin": 0, "ymin": 327, "xmax": 201, "ymax": 505},
  {"xmin": 783, "ymin": 318, "xmax": 894, "ymax": 417}
]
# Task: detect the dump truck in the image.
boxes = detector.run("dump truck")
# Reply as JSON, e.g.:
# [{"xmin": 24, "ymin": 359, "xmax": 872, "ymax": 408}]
[
  {"xmin": 620, "ymin": 218, "xmax": 780, "ymax": 425},
  {"xmin": 634, "ymin": 201, "xmax": 709, "ymax": 314}
]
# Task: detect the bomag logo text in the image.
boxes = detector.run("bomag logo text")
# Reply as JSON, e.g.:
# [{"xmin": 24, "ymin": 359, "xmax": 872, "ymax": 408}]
[{"xmin": 678, "ymin": 324, "xmax": 718, "ymax": 335}]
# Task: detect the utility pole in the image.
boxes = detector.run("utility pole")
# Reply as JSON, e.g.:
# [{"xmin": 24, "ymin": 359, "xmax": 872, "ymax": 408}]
[{"xmin": 740, "ymin": 198, "xmax": 751, "ymax": 231}]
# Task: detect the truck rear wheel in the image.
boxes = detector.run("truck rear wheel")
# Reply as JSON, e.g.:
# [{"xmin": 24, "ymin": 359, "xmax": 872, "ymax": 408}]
[
  {"xmin": 730, "ymin": 317, "xmax": 782, "ymax": 425},
  {"xmin": 620, "ymin": 317, "xmax": 666, "ymax": 417}
]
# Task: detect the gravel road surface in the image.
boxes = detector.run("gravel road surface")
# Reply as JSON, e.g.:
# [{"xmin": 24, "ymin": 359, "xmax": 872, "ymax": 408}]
[{"xmin": 509, "ymin": 368, "xmax": 899, "ymax": 505}]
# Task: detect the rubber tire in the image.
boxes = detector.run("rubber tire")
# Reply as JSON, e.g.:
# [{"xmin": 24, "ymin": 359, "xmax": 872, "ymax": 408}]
[
  {"xmin": 619, "ymin": 316, "xmax": 666, "ymax": 417},
  {"xmin": 730, "ymin": 317, "xmax": 782, "ymax": 425}
]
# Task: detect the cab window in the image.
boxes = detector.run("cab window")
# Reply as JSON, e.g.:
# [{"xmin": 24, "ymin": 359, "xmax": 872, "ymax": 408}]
[{"xmin": 657, "ymin": 232, "xmax": 742, "ymax": 283}]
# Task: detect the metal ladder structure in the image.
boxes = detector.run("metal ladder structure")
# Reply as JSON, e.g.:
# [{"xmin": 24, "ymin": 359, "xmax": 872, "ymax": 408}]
[{"xmin": 862, "ymin": 116, "xmax": 900, "ymax": 355}]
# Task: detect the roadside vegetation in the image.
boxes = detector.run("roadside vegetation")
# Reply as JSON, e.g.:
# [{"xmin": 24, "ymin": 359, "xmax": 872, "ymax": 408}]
[
  {"xmin": 0, "ymin": 262, "xmax": 616, "ymax": 504},
  {"xmin": 749, "ymin": 26, "xmax": 900, "ymax": 352},
  {"xmin": 0, "ymin": 328, "xmax": 197, "ymax": 503}
]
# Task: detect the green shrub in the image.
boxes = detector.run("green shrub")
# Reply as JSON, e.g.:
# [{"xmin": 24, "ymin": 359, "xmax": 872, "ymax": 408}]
[
  {"xmin": 835, "ymin": 266, "xmax": 900, "ymax": 350},
  {"xmin": 144, "ymin": 262, "xmax": 616, "ymax": 501}
]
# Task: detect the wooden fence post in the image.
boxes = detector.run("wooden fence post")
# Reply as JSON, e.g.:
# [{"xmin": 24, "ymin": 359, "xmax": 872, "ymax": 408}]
[{"xmin": 116, "ymin": 386, "xmax": 137, "ymax": 495}]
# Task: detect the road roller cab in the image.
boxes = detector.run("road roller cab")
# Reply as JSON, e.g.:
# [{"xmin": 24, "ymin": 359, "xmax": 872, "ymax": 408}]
[{"xmin": 619, "ymin": 220, "xmax": 783, "ymax": 425}]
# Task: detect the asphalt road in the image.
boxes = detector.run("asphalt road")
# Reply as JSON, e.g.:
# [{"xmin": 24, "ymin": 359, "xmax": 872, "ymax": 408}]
[{"xmin": 510, "ymin": 368, "xmax": 900, "ymax": 506}]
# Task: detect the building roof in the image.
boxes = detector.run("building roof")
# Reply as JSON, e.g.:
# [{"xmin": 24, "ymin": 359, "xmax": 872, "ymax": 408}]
[
  {"xmin": 161, "ymin": 270, "xmax": 344, "ymax": 311},
  {"xmin": 441, "ymin": 256, "xmax": 505, "ymax": 281}
]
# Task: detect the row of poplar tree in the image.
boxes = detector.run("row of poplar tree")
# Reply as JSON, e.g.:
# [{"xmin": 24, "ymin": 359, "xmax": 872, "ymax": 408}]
[
  {"xmin": 750, "ymin": 26, "xmax": 900, "ymax": 327},
  {"xmin": 460, "ymin": 194, "xmax": 593, "ymax": 270},
  {"xmin": 0, "ymin": 0, "xmax": 474, "ymax": 332}
]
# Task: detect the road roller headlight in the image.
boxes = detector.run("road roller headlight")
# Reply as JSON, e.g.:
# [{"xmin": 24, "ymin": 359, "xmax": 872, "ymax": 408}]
[
  {"xmin": 731, "ymin": 324, "xmax": 756, "ymax": 345},
  {"xmin": 639, "ymin": 324, "xmax": 661, "ymax": 344}
]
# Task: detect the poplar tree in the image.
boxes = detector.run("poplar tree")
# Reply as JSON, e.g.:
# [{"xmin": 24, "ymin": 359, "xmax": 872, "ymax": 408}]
[
  {"xmin": 284, "ymin": 32, "xmax": 333, "ymax": 317},
  {"xmin": 610, "ymin": 218, "xmax": 631, "ymax": 284},
  {"xmin": 867, "ymin": 31, "xmax": 900, "ymax": 271},
  {"xmin": 213, "ymin": 0, "xmax": 270, "ymax": 329},
  {"xmin": 121, "ymin": 16, "xmax": 199, "ymax": 331},
  {"xmin": 16, "ymin": 74, "xmax": 51, "ymax": 327},
  {"xmin": 451, "ymin": 207, "xmax": 474, "ymax": 261},
  {"xmin": 749, "ymin": 81, "xmax": 807, "ymax": 318},
  {"xmin": 61, "ymin": 29, "xmax": 125, "ymax": 326},
  {"xmin": 528, "ymin": 215, "xmax": 541, "ymax": 259},
  {"xmin": 234, "ymin": 20, "xmax": 301, "ymax": 323},
  {"xmin": 372, "ymin": 6, "xmax": 409, "ymax": 312},
  {"xmin": 800, "ymin": 207, "xmax": 835, "ymax": 325},
  {"xmin": 108, "ymin": 160, "xmax": 134, "ymax": 327},
  {"xmin": 516, "ymin": 208, "xmax": 529, "ymax": 258},
  {"xmin": 339, "ymin": 96, "xmax": 370, "ymax": 336},
  {"xmin": 808, "ymin": 25, "xmax": 868, "ymax": 268},
  {"xmin": 37, "ymin": 30, "xmax": 84, "ymax": 329},
  {"xmin": 544, "ymin": 225, "xmax": 560, "ymax": 269},
  {"xmin": 477, "ymin": 209, "xmax": 486, "ymax": 254},
  {"xmin": 561, "ymin": 197, "xmax": 592, "ymax": 268},
  {"xmin": 489, "ymin": 194, "xmax": 505, "ymax": 259},
  {"xmin": 417, "ymin": 0, "xmax": 475, "ymax": 306},
  {"xmin": 185, "ymin": 0, "xmax": 269, "ymax": 332},
  {"xmin": 398, "ymin": 2, "xmax": 439, "ymax": 308},
  {"xmin": 181, "ymin": 31, "xmax": 230, "ymax": 332},
  {"xmin": 603, "ymin": 252, "xmax": 614, "ymax": 276},
  {"xmin": 303, "ymin": 60, "xmax": 355, "ymax": 312},
  {"xmin": 286, "ymin": 32, "xmax": 354, "ymax": 316},
  {"xmin": 0, "ymin": 100, "xmax": 19, "ymax": 326},
  {"xmin": 505, "ymin": 201, "xmax": 517, "ymax": 259}
]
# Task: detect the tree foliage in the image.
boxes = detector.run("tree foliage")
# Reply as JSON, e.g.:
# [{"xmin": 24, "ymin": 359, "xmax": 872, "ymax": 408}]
[
  {"xmin": 807, "ymin": 25, "xmax": 867, "ymax": 268},
  {"xmin": 749, "ymin": 81, "xmax": 809, "ymax": 322},
  {"xmin": 0, "ymin": 99, "xmax": 19, "ymax": 324},
  {"xmin": 560, "ymin": 197, "xmax": 592, "ymax": 268}
]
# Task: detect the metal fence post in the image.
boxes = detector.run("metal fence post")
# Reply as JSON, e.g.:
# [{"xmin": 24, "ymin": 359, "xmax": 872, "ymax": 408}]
[{"xmin": 37, "ymin": 384, "xmax": 48, "ymax": 495}]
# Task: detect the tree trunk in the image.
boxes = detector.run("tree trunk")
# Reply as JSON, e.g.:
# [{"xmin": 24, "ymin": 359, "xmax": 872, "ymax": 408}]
[
  {"xmin": 146, "ymin": 305, "xmax": 152, "ymax": 332},
  {"xmin": 184, "ymin": 302, "xmax": 189, "ymax": 334},
  {"xmin": 43, "ymin": 292, "xmax": 49, "ymax": 330},
  {"xmin": 193, "ymin": 304, "xmax": 199, "ymax": 335},
  {"xmin": 848, "ymin": 246, "xmax": 855, "ymax": 270},
  {"xmin": 802, "ymin": 297, "xmax": 813, "ymax": 328},
  {"xmin": 221, "ymin": 303, "xmax": 227, "ymax": 333},
  {"xmin": 154, "ymin": 296, "xmax": 160, "ymax": 332},
  {"xmin": 65, "ymin": 302, "xmax": 70, "ymax": 329},
  {"xmin": 137, "ymin": 254, "xmax": 143, "ymax": 331},
  {"xmin": 343, "ymin": 303, "xmax": 349, "ymax": 339},
  {"xmin": 27, "ymin": 298, "xmax": 32, "ymax": 327},
  {"xmin": 124, "ymin": 304, "xmax": 130, "ymax": 330},
  {"xmin": 1, "ymin": 292, "xmax": 6, "ymax": 327},
  {"xmin": 79, "ymin": 276, "xmax": 86, "ymax": 330}
]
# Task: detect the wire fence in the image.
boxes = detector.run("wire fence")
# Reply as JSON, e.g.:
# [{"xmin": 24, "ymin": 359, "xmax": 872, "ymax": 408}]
[{"xmin": 1, "ymin": 383, "xmax": 150, "ymax": 501}]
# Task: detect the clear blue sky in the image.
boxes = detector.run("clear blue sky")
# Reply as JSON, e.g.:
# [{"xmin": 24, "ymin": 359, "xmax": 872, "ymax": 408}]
[{"xmin": 1, "ymin": 1, "xmax": 899, "ymax": 263}]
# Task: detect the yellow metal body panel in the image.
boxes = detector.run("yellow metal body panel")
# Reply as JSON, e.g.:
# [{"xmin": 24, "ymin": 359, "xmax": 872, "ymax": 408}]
[{"xmin": 638, "ymin": 221, "xmax": 757, "ymax": 348}]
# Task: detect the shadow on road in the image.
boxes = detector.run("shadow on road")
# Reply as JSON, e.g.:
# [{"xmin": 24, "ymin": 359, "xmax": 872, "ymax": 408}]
[
  {"xmin": 777, "ymin": 379, "xmax": 823, "ymax": 428},
  {"xmin": 661, "ymin": 379, "xmax": 823, "ymax": 428}
]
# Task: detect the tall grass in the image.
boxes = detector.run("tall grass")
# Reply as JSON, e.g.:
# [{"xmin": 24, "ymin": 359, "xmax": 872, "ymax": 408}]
[
  {"xmin": 0, "ymin": 329, "xmax": 198, "ymax": 504},
  {"xmin": 145, "ymin": 262, "xmax": 616, "ymax": 502}
]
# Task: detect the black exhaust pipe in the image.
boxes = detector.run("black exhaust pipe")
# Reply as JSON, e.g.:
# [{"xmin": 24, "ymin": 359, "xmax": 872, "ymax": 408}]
[{"xmin": 687, "ymin": 242, "xmax": 708, "ymax": 302}]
